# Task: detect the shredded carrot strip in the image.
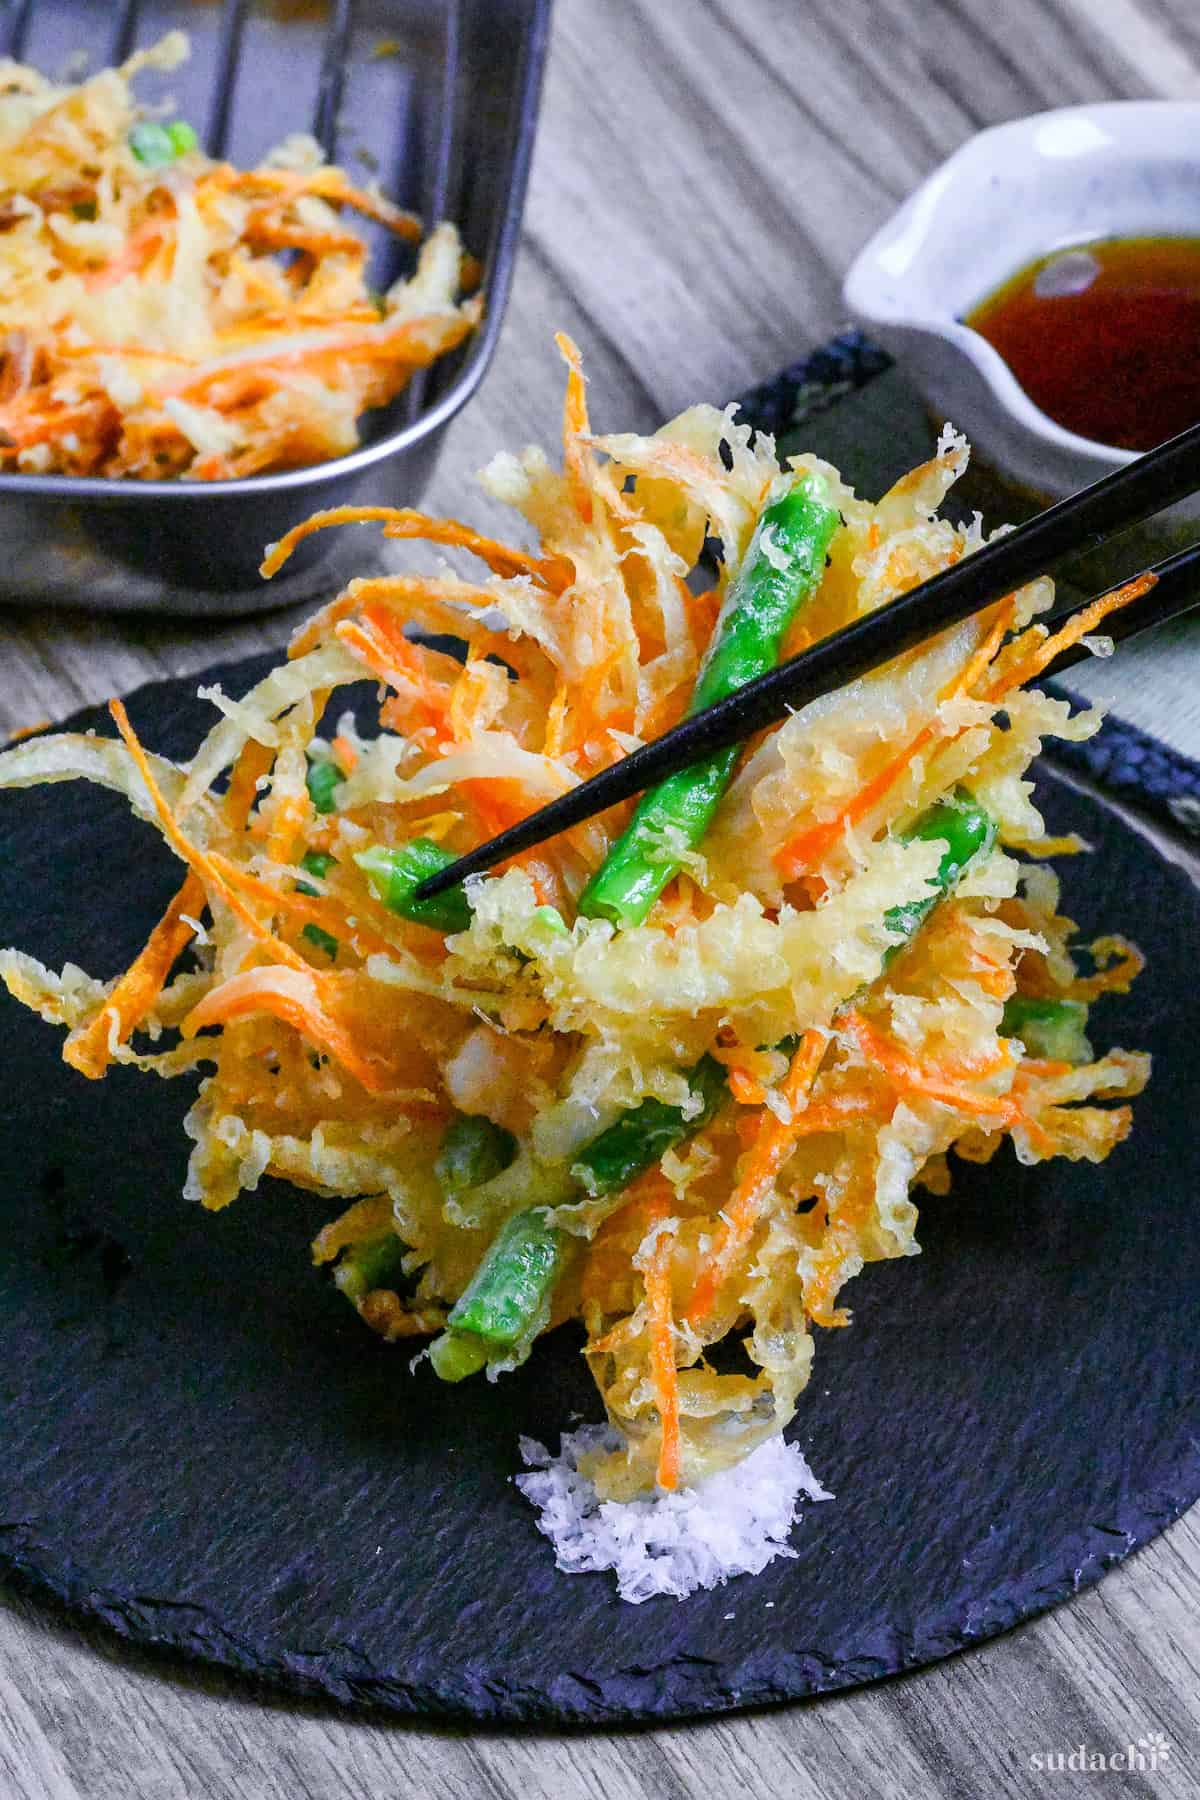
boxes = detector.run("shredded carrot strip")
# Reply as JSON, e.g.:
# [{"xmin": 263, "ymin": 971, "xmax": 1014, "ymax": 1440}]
[
  {"xmin": 222, "ymin": 739, "xmax": 274, "ymax": 830},
  {"xmin": 181, "ymin": 966, "xmax": 392, "ymax": 1094},
  {"xmin": 446, "ymin": 658, "xmax": 498, "ymax": 744},
  {"xmin": 1005, "ymin": 833, "xmax": 1088, "ymax": 859},
  {"xmin": 556, "ymin": 331, "xmax": 594, "ymax": 525},
  {"xmin": 802, "ymin": 1178, "xmax": 876, "ymax": 1327},
  {"xmin": 331, "ymin": 733, "xmax": 358, "ymax": 774},
  {"xmin": 64, "ymin": 869, "xmax": 206, "ymax": 1080},
  {"xmin": 67, "ymin": 709, "xmax": 287, "ymax": 1080},
  {"xmin": 711, "ymin": 1039, "xmax": 784, "ymax": 1107},
  {"xmin": 243, "ymin": 213, "xmax": 364, "ymax": 258},
  {"xmin": 338, "ymin": 611, "xmax": 455, "ymax": 742},
  {"xmin": 203, "ymin": 852, "xmax": 397, "ymax": 961},
  {"xmin": 263, "ymin": 785, "xmax": 311, "ymax": 866},
  {"xmin": 841, "ymin": 1011, "xmax": 1019, "ymax": 1121},
  {"xmin": 49, "ymin": 342, "xmax": 192, "ymax": 365},
  {"xmin": 152, "ymin": 323, "xmax": 463, "ymax": 404},
  {"xmin": 580, "ymin": 1178, "xmax": 670, "ymax": 1312},
  {"xmin": 727, "ymin": 1067, "xmax": 766, "ymax": 1105},
  {"xmin": 0, "ymin": 397, "xmax": 116, "ymax": 449},
  {"xmin": 1066, "ymin": 935, "xmax": 1145, "ymax": 1002},
  {"xmin": 285, "ymin": 576, "xmax": 558, "ymax": 686},
  {"xmin": 776, "ymin": 598, "xmax": 1016, "ymax": 879},
  {"xmin": 212, "ymin": 166, "xmax": 423, "ymax": 239},
  {"xmin": 543, "ymin": 682, "xmax": 570, "ymax": 758},
  {"xmin": 683, "ymin": 585, "xmax": 723, "ymax": 660},
  {"xmin": 964, "ymin": 597, "xmax": 1021, "ymax": 685},
  {"xmin": 637, "ymin": 1179, "xmax": 681, "ymax": 1491},
  {"xmin": 987, "ymin": 573, "xmax": 1156, "ymax": 699},
  {"xmin": 460, "ymin": 775, "xmax": 538, "ymax": 845},
  {"xmin": 109, "ymin": 700, "xmax": 311, "ymax": 977},
  {"xmin": 83, "ymin": 217, "xmax": 168, "ymax": 292},
  {"xmin": 686, "ymin": 1030, "xmax": 827, "ymax": 1324},
  {"xmin": 261, "ymin": 505, "xmax": 573, "ymax": 589}
]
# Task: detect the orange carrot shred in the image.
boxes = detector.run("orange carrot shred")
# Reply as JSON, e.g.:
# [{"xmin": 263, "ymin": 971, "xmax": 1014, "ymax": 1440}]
[
  {"xmin": 64, "ymin": 870, "xmax": 205, "ymax": 1080},
  {"xmin": 331, "ymin": 733, "xmax": 359, "ymax": 774},
  {"xmin": 181, "ymin": 966, "xmax": 392, "ymax": 1094},
  {"xmin": 261, "ymin": 505, "xmax": 573, "ymax": 590},
  {"xmin": 556, "ymin": 331, "xmax": 594, "ymax": 524},
  {"xmin": 776, "ymin": 597, "xmax": 1017, "ymax": 879},
  {"xmin": 987, "ymin": 572, "xmax": 1155, "ymax": 699},
  {"xmin": 108, "ymin": 700, "xmax": 310, "ymax": 977},
  {"xmin": 686, "ymin": 1029, "xmax": 827, "ymax": 1324},
  {"xmin": 638, "ymin": 1181, "xmax": 681, "ymax": 1491},
  {"xmin": 840, "ymin": 1011, "xmax": 1020, "ymax": 1122}
]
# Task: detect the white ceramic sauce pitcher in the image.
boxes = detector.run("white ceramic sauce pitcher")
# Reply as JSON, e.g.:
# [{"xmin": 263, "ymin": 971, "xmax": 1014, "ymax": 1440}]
[{"xmin": 843, "ymin": 102, "xmax": 1200, "ymax": 504}]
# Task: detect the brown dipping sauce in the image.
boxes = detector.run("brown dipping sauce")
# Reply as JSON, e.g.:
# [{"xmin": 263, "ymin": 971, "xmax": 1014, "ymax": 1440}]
[{"xmin": 964, "ymin": 235, "xmax": 1200, "ymax": 452}]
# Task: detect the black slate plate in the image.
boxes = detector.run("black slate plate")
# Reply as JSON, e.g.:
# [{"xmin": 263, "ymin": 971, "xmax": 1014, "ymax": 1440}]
[{"xmin": 0, "ymin": 655, "xmax": 1197, "ymax": 1724}]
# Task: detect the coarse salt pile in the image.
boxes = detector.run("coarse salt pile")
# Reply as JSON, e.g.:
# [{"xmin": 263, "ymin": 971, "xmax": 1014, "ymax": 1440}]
[{"xmin": 516, "ymin": 1425, "xmax": 833, "ymax": 1604}]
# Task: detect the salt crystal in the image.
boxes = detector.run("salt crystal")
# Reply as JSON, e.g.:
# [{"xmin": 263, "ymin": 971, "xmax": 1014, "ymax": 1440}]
[{"xmin": 516, "ymin": 1424, "xmax": 833, "ymax": 1605}]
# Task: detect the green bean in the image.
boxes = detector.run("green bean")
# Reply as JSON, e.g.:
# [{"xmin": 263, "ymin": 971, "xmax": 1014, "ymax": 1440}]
[
  {"xmin": 578, "ymin": 475, "xmax": 841, "ymax": 930},
  {"xmin": 882, "ymin": 792, "xmax": 996, "ymax": 963},
  {"xmin": 335, "ymin": 1233, "xmax": 408, "ymax": 1304},
  {"xmin": 306, "ymin": 757, "xmax": 344, "ymax": 815},
  {"xmin": 430, "ymin": 1208, "xmax": 568, "ymax": 1380},
  {"xmin": 434, "ymin": 1113, "xmax": 517, "ymax": 1198},
  {"xmin": 428, "ymin": 1329, "xmax": 490, "ymax": 1381},
  {"xmin": 128, "ymin": 119, "xmax": 197, "ymax": 165},
  {"xmin": 301, "ymin": 922, "xmax": 338, "ymax": 960},
  {"xmin": 571, "ymin": 1053, "xmax": 729, "ymax": 1197},
  {"xmin": 355, "ymin": 839, "xmax": 472, "ymax": 934},
  {"xmin": 166, "ymin": 120, "xmax": 199, "ymax": 156},
  {"xmin": 1001, "ymin": 995, "xmax": 1091, "ymax": 1063},
  {"xmin": 296, "ymin": 849, "xmax": 336, "ymax": 894},
  {"xmin": 296, "ymin": 852, "xmax": 340, "ymax": 958}
]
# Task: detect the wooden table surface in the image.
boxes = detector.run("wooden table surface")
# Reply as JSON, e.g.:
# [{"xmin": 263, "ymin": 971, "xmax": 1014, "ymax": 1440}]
[{"xmin": 4, "ymin": 1, "xmax": 1200, "ymax": 1795}]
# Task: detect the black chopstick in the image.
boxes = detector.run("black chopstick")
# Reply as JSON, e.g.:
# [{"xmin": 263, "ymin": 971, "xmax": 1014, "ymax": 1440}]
[
  {"xmin": 415, "ymin": 421, "xmax": 1200, "ymax": 899},
  {"xmin": 1039, "ymin": 540, "xmax": 1200, "ymax": 676}
]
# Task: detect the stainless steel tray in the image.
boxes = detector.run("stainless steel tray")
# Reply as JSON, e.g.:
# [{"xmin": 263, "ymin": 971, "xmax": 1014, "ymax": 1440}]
[{"xmin": 0, "ymin": 0, "xmax": 550, "ymax": 614}]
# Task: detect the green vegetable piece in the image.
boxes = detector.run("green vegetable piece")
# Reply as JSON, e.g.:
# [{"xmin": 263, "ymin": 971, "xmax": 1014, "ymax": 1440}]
[
  {"xmin": 301, "ymin": 922, "xmax": 338, "ymax": 960},
  {"xmin": 578, "ymin": 475, "xmax": 840, "ymax": 929},
  {"xmin": 129, "ymin": 119, "xmax": 196, "ymax": 166},
  {"xmin": 1001, "ymin": 995, "xmax": 1092, "ymax": 1063},
  {"xmin": 354, "ymin": 839, "xmax": 472, "ymax": 934},
  {"xmin": 335, "ymin": 1232, "xmax": 407, "ymax": 1303},
  {"xmin": 165, "ymin": 120, "xmax": 199, "ymax": 156},
  {"xmin": 882, "ymin": 792, "xmax": 997, "ymax": 962},
  {"xmin": 434, "ymin": 1113, "xmax": 517, "ymax": 1198},
  {"xmin": 296, "ymin": 849, "xmax": 336, "ymax": 896},
  {"xmin": 571, "ymin": 1052, "xmax": 728, "ymax": 1197},
  {"xmin": 445, "ymin": 1207, "xmax": 567, "ymax": 1349},
  {"xmin": 428, "ymin": 1329, "xmax": 490, "ymax": 1381},
  {"xmin": 306, "ymin": 758, "xmax": 344, "ymax": 815},
  {"xmin": 128, "ymin": 121, "xmax": 174, "ymax": 165}
]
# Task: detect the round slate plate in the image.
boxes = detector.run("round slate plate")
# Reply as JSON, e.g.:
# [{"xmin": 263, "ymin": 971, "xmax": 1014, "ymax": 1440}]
[{"xmin": 0, "ymin": 656, "xmax": 1197, "ymax": 1725}]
